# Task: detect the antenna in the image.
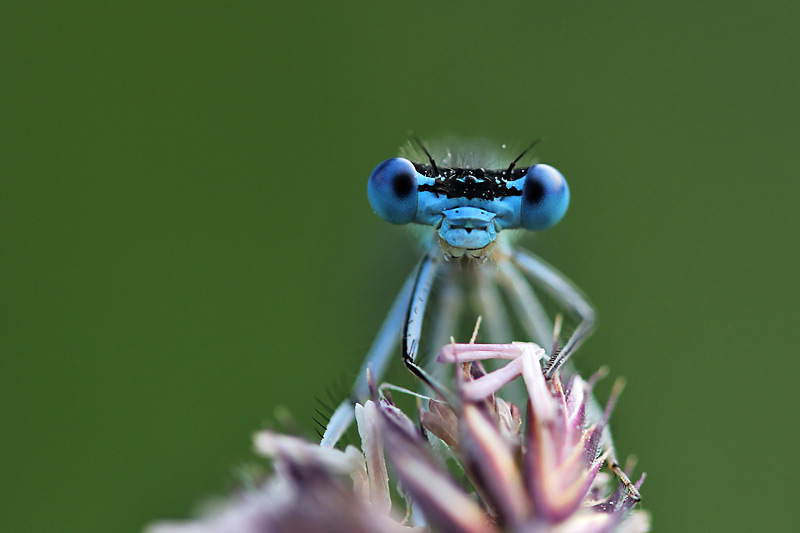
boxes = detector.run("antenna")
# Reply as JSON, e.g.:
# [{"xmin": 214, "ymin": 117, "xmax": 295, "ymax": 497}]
[
  {"xmin": 506, "ymin": 138, "xmax": 541, "ymax": 175},
  {"xmin": 410, "ymin": 133, "xmax": 440, "ymax": 176}
]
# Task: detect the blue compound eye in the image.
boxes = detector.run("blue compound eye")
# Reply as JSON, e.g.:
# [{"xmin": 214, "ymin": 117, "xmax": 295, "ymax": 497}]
[
  {"xmin": 367, "ymin": 158, "xmax": 419, "ymax": 224},
  {"xmin": 520, "ymin": 164, "xmax": 570, "ymax": 231}
]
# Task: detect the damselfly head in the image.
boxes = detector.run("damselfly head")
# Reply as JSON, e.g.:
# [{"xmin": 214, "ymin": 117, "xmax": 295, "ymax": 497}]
[{"xmin": 367, "ymin": 139, "xmax": 570, "ymax": 258}]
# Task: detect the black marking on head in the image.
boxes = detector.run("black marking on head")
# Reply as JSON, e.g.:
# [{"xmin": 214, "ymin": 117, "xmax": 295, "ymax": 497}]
[{"xmin": 414, "ymin": 163, "xmax": 525, "ymax": 200}]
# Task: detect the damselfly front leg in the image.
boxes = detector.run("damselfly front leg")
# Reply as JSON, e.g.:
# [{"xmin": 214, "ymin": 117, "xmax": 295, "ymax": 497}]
[
  {"xmin": 322, "ymin": 252, "xmax": 444, "ymax": 447},
  {"xmin": 508, "ymin": 247, "xmax": 596, "ymax": 378},
  {"xmin": 400, "ymin": 253, "xmax": 444, "ymax": 391}
]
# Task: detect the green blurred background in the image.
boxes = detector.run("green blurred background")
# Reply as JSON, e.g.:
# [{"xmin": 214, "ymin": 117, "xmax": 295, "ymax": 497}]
[{"xmin": 3, "ymin": 2, "xmax": 798, "ymax": 531}]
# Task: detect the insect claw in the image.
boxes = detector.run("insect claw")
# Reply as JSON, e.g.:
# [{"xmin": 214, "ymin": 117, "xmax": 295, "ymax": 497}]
[{"xmin": 608, "ymin": 459, "xmax": 642, "ymax": 502}]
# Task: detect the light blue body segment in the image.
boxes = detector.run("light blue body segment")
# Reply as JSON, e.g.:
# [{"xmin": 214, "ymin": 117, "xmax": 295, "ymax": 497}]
[{"xmin": 321, "ymin": 141, "xmax": 592, "ymax": 449}]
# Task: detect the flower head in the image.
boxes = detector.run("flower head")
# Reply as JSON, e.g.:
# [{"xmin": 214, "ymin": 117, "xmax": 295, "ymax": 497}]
[
  {"xmin": 147, "ymin": 342, "xmax": 649, "ymax": 533},
  {"xmin": 386, "ymin": 342, "xmax": 648, "ymax": 532}
]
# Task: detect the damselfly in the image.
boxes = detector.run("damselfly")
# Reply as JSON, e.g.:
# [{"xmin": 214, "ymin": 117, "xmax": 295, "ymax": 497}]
[{"xmin": 321, "ymin": 137, "xmax": 595, "ymax": 448}]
